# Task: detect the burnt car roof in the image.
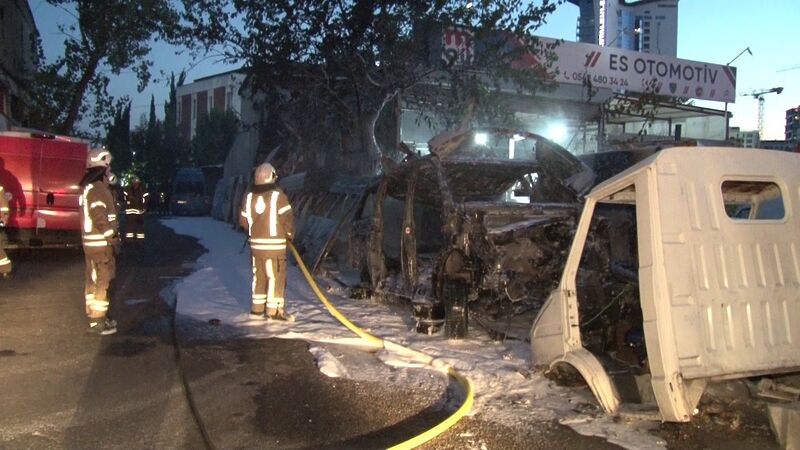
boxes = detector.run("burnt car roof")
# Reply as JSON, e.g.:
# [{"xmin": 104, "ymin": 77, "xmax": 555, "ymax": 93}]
[
  {"xmin": 383, "ymin": 128, "xmax": 595, "ymax": 205},
  {"xmin": 384, "ymin": 156, "xmax": 540, "ymax": 205}
]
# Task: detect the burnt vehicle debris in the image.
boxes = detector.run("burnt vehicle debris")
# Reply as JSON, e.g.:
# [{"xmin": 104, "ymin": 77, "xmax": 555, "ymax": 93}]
[
  {"xmin": 285, "ymin": 128, "xmax": 597, "ymax": 337},
  {"xmin": 283, "ymin": 132, "xmax": 800, "ymax": 428}
]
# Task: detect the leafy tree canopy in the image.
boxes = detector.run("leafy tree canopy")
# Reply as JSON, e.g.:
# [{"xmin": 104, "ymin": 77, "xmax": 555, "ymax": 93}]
[
  {"xmin": 191, "ymin": 109, "xmax": 240, "ymax": 167},
  {"xmin": 180, "ymin": 0, "xmax": 565, "ymax": 172},
  {"xmin": 28, "ymin": 0, "xmax": 181, "ymax": 136}
]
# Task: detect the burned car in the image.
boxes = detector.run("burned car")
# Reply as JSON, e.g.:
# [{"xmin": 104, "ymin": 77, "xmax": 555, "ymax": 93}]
[
  {"xmin": 287, "ymin": 128, "xmax": 596, "ymax": 337},
  {"xmin": 285, "ymin": 139, "xmax": 800, "ymax": 427}
]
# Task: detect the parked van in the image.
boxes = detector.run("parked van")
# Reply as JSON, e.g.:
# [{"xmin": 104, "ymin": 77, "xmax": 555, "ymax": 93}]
[
  {"xmin": 171, "ymin": 167, "xmax": 211, "ymax": 215},
  {"xmin": 0, "ymin": 131, "xmax": 88, "ymax": 248},
  {"xmin": 531, "ymin": 147, "xmax": 800, "ymax": 422}
]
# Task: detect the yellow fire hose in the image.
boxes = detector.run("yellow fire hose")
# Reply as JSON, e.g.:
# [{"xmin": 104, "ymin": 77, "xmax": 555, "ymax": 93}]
[{"xmin": 289, "ymin": 242, "xmax": 474, "ymax": 449}]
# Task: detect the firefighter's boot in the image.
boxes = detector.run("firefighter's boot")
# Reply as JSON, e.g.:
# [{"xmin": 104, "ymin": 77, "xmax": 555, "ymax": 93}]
[
  {"xmin": 249, "ymin": 312, "xmax": 267, "ymax": 321},
  {"xmin": 88, "ymin": 317, "xmax": 118, "ymax": 336},
  {"xmin": 272, "ymin": 307, "xmax": 295, "ymax": 322}
]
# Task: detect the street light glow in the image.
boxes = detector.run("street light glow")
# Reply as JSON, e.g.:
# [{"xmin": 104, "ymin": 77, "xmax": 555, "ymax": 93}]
[
  {"xmin": 474, "ymin": 132, "xmax": 488, "ymax": 146},
  {"xmin": 546, "ymin": 123, "xmax": 567, "ymax": 143}
]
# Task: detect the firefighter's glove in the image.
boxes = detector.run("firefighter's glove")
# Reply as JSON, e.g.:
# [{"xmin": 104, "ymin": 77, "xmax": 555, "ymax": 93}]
[
  {"xmin": 105, "ymin": 231, "xmax": 120, "ymax": 250},
  {"xmin": 111, "ymin": 236, "xmax": 122, "ymax": 255}
]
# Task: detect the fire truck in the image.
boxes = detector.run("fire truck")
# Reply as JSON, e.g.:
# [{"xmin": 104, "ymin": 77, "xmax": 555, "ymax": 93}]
[{"xmin": 0, "ymin": 131, "xmax": 89, "ymax": 248}]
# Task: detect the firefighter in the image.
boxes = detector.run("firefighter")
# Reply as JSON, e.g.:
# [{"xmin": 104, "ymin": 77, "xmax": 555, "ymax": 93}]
[
  {"xmin": 0, "ymin": 182, "xmax": 11, "ymax": 278},
  {"xmin": 79, "ymin": 147, "xmax": 119, "ymax": 335},
  {"xmin": 239, "ymin": 163, "xmax": 295, "ymax": 320},
  {"xmin": 123, "ymin": 175, "xmax": 148, "ymax": 241}
]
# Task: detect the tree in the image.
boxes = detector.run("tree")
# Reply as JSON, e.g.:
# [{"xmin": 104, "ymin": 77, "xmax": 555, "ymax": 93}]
[
  {"xmin": 157, "ymin": 72, "xmax": 185, "ymax": 192},
  {"xmin": 141, "ymin": 95, "xmax": 164, "ymax": 181},
  {"xmin": 191, "ymin": 109, "xmax": 239, "ymax": 166},
  {"xmin": 181, "ymin": 0, "xmax": 563, "ymax": 175},
  {"xmin": 106, "ymin": 100, "xmax": 132, "ymax": 175},
  {"xmin": 27, "ymin": 0, "xmax": 180, "ymax": 135}
]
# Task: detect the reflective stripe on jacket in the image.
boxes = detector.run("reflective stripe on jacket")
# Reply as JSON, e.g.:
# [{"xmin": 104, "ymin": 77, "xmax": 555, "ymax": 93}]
[
  {"xmin": 80, "ymin": 181, "xmax": 118, "ymax": 247},
  {"xmin": 123, "ymin": 184, "xmax": 149, "ymax": 214},
  {"xmin": 239, "ymin": 186, "xmax": 294, "ymax": 250},
  {"xmin": 0, "ymin": 184, "xmax": 8, "ymax": 223}
]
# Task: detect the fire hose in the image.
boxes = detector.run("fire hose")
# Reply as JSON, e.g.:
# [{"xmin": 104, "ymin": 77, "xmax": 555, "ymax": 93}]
[{"xmin": 288, "ymin": 242, "xmax": 474, "ymax": 449}]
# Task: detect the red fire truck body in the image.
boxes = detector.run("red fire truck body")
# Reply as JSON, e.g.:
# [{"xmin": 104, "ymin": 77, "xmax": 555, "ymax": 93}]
[{"xmin": 0, "ymin": 131, "xmax": 88, "ymax": 248}]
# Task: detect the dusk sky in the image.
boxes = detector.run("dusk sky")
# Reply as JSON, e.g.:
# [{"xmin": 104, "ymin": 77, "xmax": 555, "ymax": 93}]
[{"xmin": 31, "ymin": 0, "xmax": 800, "ymax": 140}]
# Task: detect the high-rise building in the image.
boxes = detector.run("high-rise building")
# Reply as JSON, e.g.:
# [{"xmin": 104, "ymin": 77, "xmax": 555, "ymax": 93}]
[
  {"xmin": 786, "ymin": 106, "xmax": 800, "ymax": 142},
  {"xmin": 567, "ymin": 0, "xmax": 679, "ymax": 57}
]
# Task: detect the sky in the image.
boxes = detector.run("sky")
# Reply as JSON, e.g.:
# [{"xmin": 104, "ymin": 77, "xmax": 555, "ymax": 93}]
[
  {"xmin": 162, "ymin": 216, "xmax": 668, "ymax": 449},
  {"xmin": 31, "ymin": 0, "xmax": 800, "ymax": 140}
]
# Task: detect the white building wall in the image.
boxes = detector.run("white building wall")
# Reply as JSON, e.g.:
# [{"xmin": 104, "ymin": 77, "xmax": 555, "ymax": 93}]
[{"xmin": 176, "ymin": 72, "xmax": 245, "ymax": 140}]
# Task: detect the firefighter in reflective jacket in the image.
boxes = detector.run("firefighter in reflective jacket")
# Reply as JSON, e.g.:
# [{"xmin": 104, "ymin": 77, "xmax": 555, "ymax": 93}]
[
  {"xmin": 239, "ymin": 163, "xmax": 294, "ymax": 320},
  {"xmin": 79, "ymin": 148, "xmax": 119, "ymax": 335},
  {"xmin": 123, "ymin": 176, "xmax": 148, "ymax": 241},
  {"xmin": 0, "ymin": 182, "xmax": 11, "ymax": 278}
]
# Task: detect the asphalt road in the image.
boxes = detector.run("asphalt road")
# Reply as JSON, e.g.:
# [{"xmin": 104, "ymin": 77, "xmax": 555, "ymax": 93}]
[
  {"xmin": 0, "ymin": 217, "xmax": 622, "ymax": 449},
  {"xmin": 0, "ymin": 220, "xmax": 207, "ymax": 448}
]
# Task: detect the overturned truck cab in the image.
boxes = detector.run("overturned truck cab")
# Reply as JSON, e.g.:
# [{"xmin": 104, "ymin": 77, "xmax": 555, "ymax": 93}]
[{"xmin": 531, "ymin": 146, "xmax": 800, "ymax": 422}]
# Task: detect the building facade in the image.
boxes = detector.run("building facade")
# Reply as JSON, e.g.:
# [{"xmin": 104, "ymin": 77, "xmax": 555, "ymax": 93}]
[
  {"xmin": 729, "ymin": 127, "xmax": 761, "ymax": 148},
  {"xmin": 175, "ymin": 70, "xmax": 245, "ymax": 141},
  {"xmin": 567, "ymin": 0, "xmax": 679, "ymax": 57},
  {"xmin": 0, "ymin": 0, "xmax": 39, "ymax": 130},
  {"xmin": 786, "ymin": 106, "xmax": 800, "ymax": 142}
]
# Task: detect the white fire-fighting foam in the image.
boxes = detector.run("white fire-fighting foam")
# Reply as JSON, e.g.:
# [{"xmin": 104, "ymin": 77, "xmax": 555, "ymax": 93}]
[{"xmin": 163, "ymin": 217, "xmax": 666, "ymax": 449}]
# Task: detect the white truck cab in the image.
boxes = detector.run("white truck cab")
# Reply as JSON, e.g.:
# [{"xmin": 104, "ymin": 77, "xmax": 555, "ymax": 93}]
[{"xmin": 531, "ymin": 146, "xmax": 800, "ymax": 422}]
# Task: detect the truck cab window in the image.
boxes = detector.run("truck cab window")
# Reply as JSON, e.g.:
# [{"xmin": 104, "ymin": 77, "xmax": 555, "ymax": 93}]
[{"xmin": 722, "ymin": 180, "xmax": 785, "ymax": 221}]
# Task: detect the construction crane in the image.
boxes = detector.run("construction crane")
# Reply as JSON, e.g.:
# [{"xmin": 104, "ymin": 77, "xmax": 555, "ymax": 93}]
[
  {"xmin": 777, "ymin": 64, "xmax": 800, "ymax": 73},
  {"xmin": 742, "ymin": 87, "xmax": 783, "ymax": 138}
]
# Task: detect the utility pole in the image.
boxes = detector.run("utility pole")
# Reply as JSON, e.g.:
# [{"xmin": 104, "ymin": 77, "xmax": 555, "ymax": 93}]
[{"xmin": 724, "ymin": 47, "xmax": 752, "ymax": 141}]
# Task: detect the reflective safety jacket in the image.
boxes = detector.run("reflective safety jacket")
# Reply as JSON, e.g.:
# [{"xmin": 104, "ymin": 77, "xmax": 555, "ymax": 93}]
[
  {"xmin": 80, "ymin": 180, "xmax": 118, "ymax": 248},
  {"xmin": 239, "ymin": 185, "xmax": 294, "ymax": 251},
  {"xmin": 123, "ymin": 183, "xmax": 149, "ymax": 215},
  {"xmin": 0, "ymin": 183, "xmax": 8, "ymax": 224}
]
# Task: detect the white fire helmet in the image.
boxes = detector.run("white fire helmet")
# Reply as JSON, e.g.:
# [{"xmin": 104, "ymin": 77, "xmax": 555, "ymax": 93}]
[
  {"xmin": 87, "ymin": 147, "xmax": 112, "ymax": 168},
  {"xmin": 254, "ymin": 163, "xmax": 277, "ymax": 185}
]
